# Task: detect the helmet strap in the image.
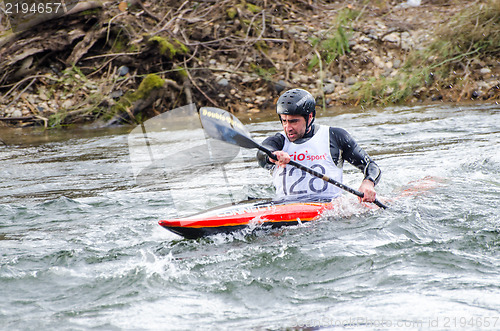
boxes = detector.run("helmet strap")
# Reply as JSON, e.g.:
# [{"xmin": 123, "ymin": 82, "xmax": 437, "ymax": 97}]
[{"xmin": 305, "ymin": 113, "xmax": 315, "ymax": 133}]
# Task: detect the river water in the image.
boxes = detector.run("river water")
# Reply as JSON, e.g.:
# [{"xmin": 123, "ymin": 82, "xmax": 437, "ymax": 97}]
[{"xmin": 1, "ymin": 103, "xmax": 499, "ymax": 330}]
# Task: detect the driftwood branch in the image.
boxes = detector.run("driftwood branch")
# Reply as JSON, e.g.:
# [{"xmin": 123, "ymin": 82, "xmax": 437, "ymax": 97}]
[
  {"xmin": 0, "ymin": 1, "xmax": 104, "ymax": 48},
  {"xmin": 67, "ymin": 27, "xmax": 108, "ymax": 65}
]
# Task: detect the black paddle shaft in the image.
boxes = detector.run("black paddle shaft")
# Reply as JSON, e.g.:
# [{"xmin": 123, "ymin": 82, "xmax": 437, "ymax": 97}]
[{"xmin": 258, "ymin": 145, "xmax": 388, "ymax": 209}]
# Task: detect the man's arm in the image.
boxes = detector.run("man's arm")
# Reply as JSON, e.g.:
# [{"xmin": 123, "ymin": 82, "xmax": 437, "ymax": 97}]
[
  {"xmin": 330, "ymin": 127, "xmax": 381, "ymax": 185},
  {"xmin": 330, "ymin": 127, "xmax": 381, "ymax": 202}
]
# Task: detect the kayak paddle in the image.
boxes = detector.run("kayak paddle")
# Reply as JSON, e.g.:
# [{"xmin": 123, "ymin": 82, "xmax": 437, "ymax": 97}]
[{"xmin": 199, "ymin": 107, "xmax": 388, "ymax": 209}]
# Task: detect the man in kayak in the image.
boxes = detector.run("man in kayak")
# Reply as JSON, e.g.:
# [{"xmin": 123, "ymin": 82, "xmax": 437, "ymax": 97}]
[{"xmin": 257, "ymin": 88, "xmax": 381, "ymax": 203}]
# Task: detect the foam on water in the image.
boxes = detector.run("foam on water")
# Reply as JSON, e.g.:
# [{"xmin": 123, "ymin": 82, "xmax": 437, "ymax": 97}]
[{"xmin": 1, "ymin": 103, "xmax": 499, "ymax": 330}]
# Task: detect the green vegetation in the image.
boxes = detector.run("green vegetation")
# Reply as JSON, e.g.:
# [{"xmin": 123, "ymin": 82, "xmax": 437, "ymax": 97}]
[
  {"xmin": 110, "ymin": 74, "xmax": 165, "ymax": 123},
  {"xmin": 148, "ymin": 36, "xmax": 189, "ymax": 59},
  {"xmin": 227, "ymin": 7, "xmax": 238, "ymax": 19},
  {"xmin": 110, "ymin": 28, "xmax": 130, "ymax": 52},
  {"xmin": 47, "ymin": 70, "xmax": 165, "ymax": 127},
  {"xmin": 226, "ymin": 1, "xmax": 262, "ymax": 19},
  {"xmin": 43, "ymin": 36, "xmax": 183, "ymax": 127},
  {"xmin": 246, "ymin": 3, "xmax": 262, "ymax": 14},
  {"xmin": 47, "ymin": 66, "xmax": 95, "ymax": 127},
  {"xmin": 2, "ymin": 0, "xmax": 497, "ymax": 128},
  {"xmin": 308, "ymin": 7, "xmax": 360, "ymax": 70},
  {"xmin": 174, "ymin": 65, "xmax": 188, "ymax": 78},
  {"xmin": 132, "ymin": 74, "xmax": 165, "ymax": 100},
  {"xmin": 250, "ymin": 63, "xmax": 276, "ymax": 81},
  {"xmin": 352, "ymin": 1, "xmax": 499, "ymax": 105}
]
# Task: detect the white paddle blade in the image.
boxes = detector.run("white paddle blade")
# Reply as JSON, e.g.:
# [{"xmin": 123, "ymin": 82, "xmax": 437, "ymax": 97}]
[{"xmin": 199, "ymin": 107, "xmax": 258, "ymax": 149}]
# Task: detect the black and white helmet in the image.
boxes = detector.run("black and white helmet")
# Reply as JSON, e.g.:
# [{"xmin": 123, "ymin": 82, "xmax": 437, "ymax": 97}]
[{"xmin": 276, "ymin": 88, "xmax": 316, "ymax": 128}]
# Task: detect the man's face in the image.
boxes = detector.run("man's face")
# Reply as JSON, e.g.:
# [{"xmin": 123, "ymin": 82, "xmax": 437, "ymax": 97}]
[{"xmin": 280, "ymin": 114, "xmax": 310, "ymax": 142}]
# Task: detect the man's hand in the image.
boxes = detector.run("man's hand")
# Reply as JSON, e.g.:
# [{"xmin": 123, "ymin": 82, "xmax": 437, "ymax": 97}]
[
  {"xmin": 358, "ymin": 179, "xmax": 376, "ymax": 202},
  {"xmin": 270, "ymin": 151, "xmax": 291, "ymax": 168}
]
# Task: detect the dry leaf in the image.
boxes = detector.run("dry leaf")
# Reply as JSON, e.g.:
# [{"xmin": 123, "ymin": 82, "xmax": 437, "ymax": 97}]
[{"xmin": 118, "ymin": 1, "xmax": 128, "ymax": 12}]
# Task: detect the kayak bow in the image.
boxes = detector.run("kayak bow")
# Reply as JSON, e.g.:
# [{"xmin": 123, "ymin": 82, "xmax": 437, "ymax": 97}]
[{"xmin": 159, "ymin": 199, "xmax": 334, "ymax": 239}]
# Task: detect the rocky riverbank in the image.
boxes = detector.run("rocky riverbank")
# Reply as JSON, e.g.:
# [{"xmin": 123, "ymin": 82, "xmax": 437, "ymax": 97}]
[{"xmin": 0, "ymin": 0, "xmax": 498, "ymax": 128}]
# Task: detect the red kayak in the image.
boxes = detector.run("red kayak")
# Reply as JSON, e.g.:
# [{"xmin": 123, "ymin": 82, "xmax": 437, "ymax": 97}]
[{"xmin": 159, "ymin": 199, "xmax": 335, "ymax": 239}]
